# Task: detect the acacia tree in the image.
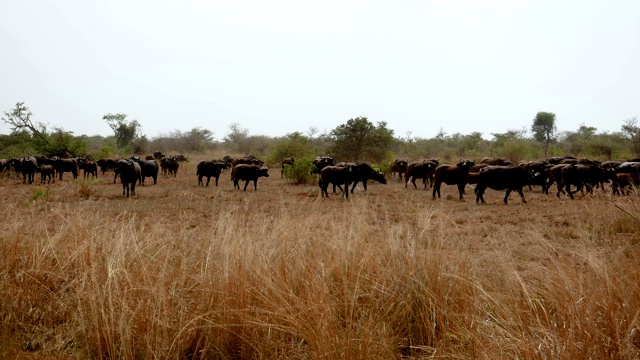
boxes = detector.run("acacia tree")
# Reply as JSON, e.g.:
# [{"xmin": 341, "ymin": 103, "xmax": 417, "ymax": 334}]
[
  {"xmin": 531, "ymin": 111, "xmax": 557, "ymax": 157},
  {"xmin": 2, "ymin": 102, "xmax": 48, "ymax": 143},
  {"xmin": 330, "ymin": 116, "xmax": 394, "ymax": 163},
  {"xmin": 2, "ymin": 102, "xmax": 86, "ymax": 156},
  {"xmin": 103, "ymin": 113, "xmax": 141, "ymax": 149}
]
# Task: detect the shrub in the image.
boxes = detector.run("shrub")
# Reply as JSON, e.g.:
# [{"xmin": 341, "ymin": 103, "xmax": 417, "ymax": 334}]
[{"xmin": 282, "ymin": 157, "xmax": 316, "ymax": 185}]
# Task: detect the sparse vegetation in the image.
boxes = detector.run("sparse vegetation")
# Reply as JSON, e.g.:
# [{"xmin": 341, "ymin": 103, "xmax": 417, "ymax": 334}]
[
  {"xmin": 282, "ymin": 157, "xmax": 316, "ymax": 185},
  {"xmin": 1, "ymin": 154, "xmax": 640, "ymax": 358}
]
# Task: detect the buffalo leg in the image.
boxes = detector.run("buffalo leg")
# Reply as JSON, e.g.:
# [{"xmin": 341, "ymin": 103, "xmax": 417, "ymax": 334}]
[
  {"xmin": 320, "ymin": 178, "xmax": 330, "ymax": 197},
  {"xmin": 457, "ymin": 184, "xmax": 465, "ymax": 200},
  {"xmin": 504, "ymin": 189, "xmax": 511, "ymax": 204},
  {"xmin": 433, "ymin": 182, "xmax": 441, "ymax": 198},
  {"xmin": 517, "ymin": 188, "xmax": 527, "ymax": 203},
  {"xmin": 565, "ymin": 183, "xmax": 575, "ymax": 200},
  {"xmin": 475, "ymin": 186, "xmax": 486, "ymax": 204}
]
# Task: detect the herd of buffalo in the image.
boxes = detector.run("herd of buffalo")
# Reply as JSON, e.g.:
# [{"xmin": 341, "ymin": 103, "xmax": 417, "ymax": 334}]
[
  {"xmin": 2, "ymin": 152, "xmax": 640, "ymax": 203},
  {"xmin": 387, "ymin": 156, "xmax": 640, "ymax": 203}
]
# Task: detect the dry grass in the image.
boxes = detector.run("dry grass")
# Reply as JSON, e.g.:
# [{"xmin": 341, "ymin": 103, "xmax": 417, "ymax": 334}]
[{"xmin": 1, "ymin": 155, "xmax": 640, "ymax": 359}]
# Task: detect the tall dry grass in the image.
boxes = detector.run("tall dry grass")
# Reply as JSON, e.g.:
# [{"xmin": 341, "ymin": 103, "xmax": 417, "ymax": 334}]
[{"xmin": 1, "ymin": 178, "xmax": 640, "ymax": 358}]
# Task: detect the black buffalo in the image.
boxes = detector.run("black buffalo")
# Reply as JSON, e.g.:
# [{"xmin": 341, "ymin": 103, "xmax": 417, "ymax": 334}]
[
  {"xmin": 612, "ymin": 173, "xmax": 638, "ymax": 196},
  {"xmin": 479, "ymin": 157, "xmax": 512, "ymax": 166},
  {"xmin": 21, "ymin": 156, "xmax": 38, "ymax": 184},
  {"xmin": 339, "ymin": 162, "xmax": 386, "ymax": 193},
  {"xmin": 161, "ymin": 157, "xmax": 179, "ymax": 176},
  {"xmin": 545, "ymin": 156, "xmax": 576, "ymax": 165},
  {"xmin": 116, "ymin": 160, "xmax": 142, "ymax": 197},
  {"xmin": 432, "ymin": 159, "xmax": 475, "ymax": 200},
  {"xmin": 197, "ymin": 161, "xmax": 226, "ymax": 186},
  {"xmin": 153, "ymin": 151, "xmax": 166, "ymax": 160},
  {"xmin": 97, "ymin": 158, "xmax": 117, "ymax": 175},
  {"xmin": 559, "ymin": 164, "xmax": 616, "ymax": 200},
  {"xmin": 404, "ymin": 160, "xmax": 437, "ymax": 189},
  {"xmin": 231, "ymin": 164, "xmax": 269, "ymax": 191},
  {"xmin": 312, "ymin": 156, "xmax": 336, "ymax": 174},
  {"xmin": 391, "ymin": 159, "xmax": 408, "ymax": 180},
  {"xmin": 319, "ymin": 165, "xmax": 357, "ymax": 199},
  {"xmin": 39, "ymin": 164, "xmax": 55, "ymax": 184},
  {"xmin": 132, "ymin": 157, "xmax": 159, "ymax": 185},
  {"xmin": 546, "ymin": 164, "xmax": 573, "ymax": 196},
  {"xmin": 474, "ymin": 165, "xmax": 533, "ymax": 204},
  {"xmin": 53, "ymin": 157, "xmax": 79, "ymax": 180},
  {"xmin": 80, "ymin": 160, "xmax": 98, "ymax": 179},
  {"xmin": 231, "ymin": 155, "xmax": 264, "ymax": 170}
]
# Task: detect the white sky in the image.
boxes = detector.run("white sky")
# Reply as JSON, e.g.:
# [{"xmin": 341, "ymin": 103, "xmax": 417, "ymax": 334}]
[{"xmin": 1, "ymin": 1, "xmax": 639, "ymax": 140}]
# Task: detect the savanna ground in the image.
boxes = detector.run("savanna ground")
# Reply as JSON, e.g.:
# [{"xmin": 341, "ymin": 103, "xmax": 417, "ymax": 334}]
[{"xmin": 1, "ymin": 154, "xmax": 640, "ymax": 359}]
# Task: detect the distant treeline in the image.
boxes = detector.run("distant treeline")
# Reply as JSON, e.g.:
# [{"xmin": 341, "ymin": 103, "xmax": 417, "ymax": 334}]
[{"xmin": 2, "ymin": 102, "xmax": 639, "ymax": 166}]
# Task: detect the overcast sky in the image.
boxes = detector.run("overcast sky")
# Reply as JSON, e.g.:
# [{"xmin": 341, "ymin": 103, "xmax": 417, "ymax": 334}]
[{"xmin": 1, "ymin": 1, "xmax": 639, "ymax": 141}]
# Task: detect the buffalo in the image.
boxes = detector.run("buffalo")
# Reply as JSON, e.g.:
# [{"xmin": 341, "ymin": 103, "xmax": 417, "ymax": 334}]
[
  {"xmin": 153, "ymin": 151, "xmax": 166, "ymax": 160},
  {"xmin": 479, "ymin": 157, "xmax": 512, "ymax": 166},
  {"xmin": 231, "ymin": 155, "xmax": 264, "ymax": 170},
  {"xmin": 518, "ymin": 160, "xmax": 552, "ymax": 192},
  {"xmin": 80, "ymin": 160, "xmax": 98, "ymax": 179},
  {"xmin": 546, "ymin": 164, "xmax": 573, "ymax": 196},
  {"xmin": 319, "ymin": 165, "xmax": 356, "ymax": 198},
  {"xmin": 612, "ymin": 173, "xmax": 638, "ymax": 196},
  {"xmin": 96, "ymin": 158, "xmax": 117, "ymax": 175},
  {"xmin": 197, "ymin": 161, "xmax": 226, "ymax": 186},
  {"xmin": 405, "ymin": 160, "xmax": 438, "ymax": 189},
  {"xmin": 21, "ymin": 156, "xmax": 38, "ymax": 184},
  {"xmin": 132, "ymin": 157, "xmax": 159, "ymax": 185},
  {"xmin": 559, "ymin": 164, "xmax": 616, "ymax": 200},
  {"xmin": 39, "ymin": 165, "xmax": 55, "ymax": 184},
  {"xmin": 312, "ymin": 156, "xmax": 336, "ymax": 174},
  {"xmin": 432, "ymin": 159, "xmax": 475, "ymax": 200},
  {"xmin": 545, "ymin": 156, "xmax": 576, "ymax": 165},
  {"xmin": 391, "ymin": 159, "xmax": 408, "ymax": 180},
  {"xmin": 231, "ymin": 164, "xmax": 269, "ymax": 191},
  {"xmin": 474, "ymin": 165, "xmax": 533, "ymax": 204},
  {"xmin": 116, "ymin": 160, "xmax": 142, "ymax": 197},
  {"xmin": 340, "ymin": 162, "xmax": 386, "ymax": 193},
  {"xmin": 161, "ymin": 156, "xmax": 180, "ymax": 176},
  {"xmin": 53, "ymin": 157, "xmax": 79, "ymax": 180}
]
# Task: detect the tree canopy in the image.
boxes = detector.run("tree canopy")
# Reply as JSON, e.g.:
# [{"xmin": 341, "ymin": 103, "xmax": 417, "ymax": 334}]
[
  {"xmin": 531, "ymin": 111, "xmax": 557, "ymax": 157},
  {"xmin": 330, "ymin": 117, "xmax": 394, "ymax": 163},
  {"xmin": 1, "ymin": 102, "xmax": 86, "ymax": 157},
  {"xmin": 103, "ymin": 113, "xmax": 141, "ymax": 149}
]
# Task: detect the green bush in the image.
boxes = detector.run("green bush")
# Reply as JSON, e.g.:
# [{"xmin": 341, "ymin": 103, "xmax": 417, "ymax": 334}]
[{"xmin": 282, "ymin": 157, "xmax": 316, "ymax": 185}]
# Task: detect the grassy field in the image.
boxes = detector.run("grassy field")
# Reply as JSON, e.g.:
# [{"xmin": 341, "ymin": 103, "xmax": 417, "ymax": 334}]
[{"xmin": 1, "ymin": 155, "xmax": 640, "ymax": 359}]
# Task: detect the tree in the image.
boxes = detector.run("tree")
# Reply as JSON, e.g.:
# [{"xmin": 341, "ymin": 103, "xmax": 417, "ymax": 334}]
[
  {"xmin": 621, "ymin": 117, "xmax": 640, "ymax": 156},
  {"xmin": 267, "ymin": 132, "xmax": 315, "ymax": 166},
  {"xmin": 531, "ymin": 111, "xmax": 557, "ymax": 157},
  {"xmin": 2, "ymin": 102, "xmax": 87, "ymax": 157},
  {"xmin": 2, "ymin": 102, "xmax": 48, "ymax": 143},
  {"xmin": 330, "ymin": 117, "xmax": 394, "ymax": 163},
  {"xmin": 224, "ymin": 123, "xmax": 250, "ymax": 154},
  {"xmin": 103, "ymin": 113, "xmax": 141, "ymax": 149}
]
